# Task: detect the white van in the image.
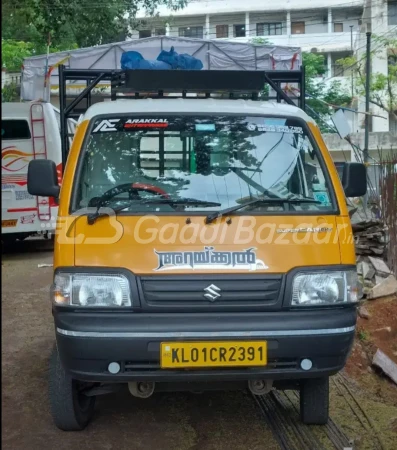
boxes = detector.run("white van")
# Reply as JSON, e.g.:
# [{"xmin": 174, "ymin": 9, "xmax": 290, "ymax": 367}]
[{"xmin": 2, "ymin": 102, "xmax": 67, "ymax": 243}]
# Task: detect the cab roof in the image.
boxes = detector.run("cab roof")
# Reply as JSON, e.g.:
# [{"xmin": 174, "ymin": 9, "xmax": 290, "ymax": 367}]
[
  {"xmin": 2, "ymin": 102, "xmax": 54, "ymax": 118},
  {"xmin": 81, "ymin": 99, "xmax": 316, "ymax": 125}
]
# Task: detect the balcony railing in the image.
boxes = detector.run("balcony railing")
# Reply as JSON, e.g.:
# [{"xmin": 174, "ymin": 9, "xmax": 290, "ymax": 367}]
[{"xmin": 2, "ymin": 72, "xmax": 22, "ymax": 88}]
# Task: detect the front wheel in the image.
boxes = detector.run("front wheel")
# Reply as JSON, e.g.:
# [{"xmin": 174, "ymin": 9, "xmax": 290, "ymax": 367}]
[
  {"xmin": 49, "ymin": 345, "xmax": 96, "ymax": 431},
  {"xmin": 300, "ymin": 377, "xmax": 329, "ymax": 425}
]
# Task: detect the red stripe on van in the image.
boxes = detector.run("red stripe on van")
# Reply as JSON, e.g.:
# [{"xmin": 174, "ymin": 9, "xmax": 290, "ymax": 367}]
[{"xmin": 7, "ymin": 207, "xmax": 37, "ymax": 213}]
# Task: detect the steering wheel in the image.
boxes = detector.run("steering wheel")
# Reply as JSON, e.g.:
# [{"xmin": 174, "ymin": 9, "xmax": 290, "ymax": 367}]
[{"xmin": 88, "ymin": 183, "xmax": 169, "ymax": 207}]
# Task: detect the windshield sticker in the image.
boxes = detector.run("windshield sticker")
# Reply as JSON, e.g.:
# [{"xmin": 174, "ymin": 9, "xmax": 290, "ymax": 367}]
[
  {"xmin": 124, "ymin": 118, "xmax": 168, "ymax": 129},
  {"xmin": 247, "ymin": 123, "xmax": 303, "ymax": 134},
  {"xmin": 263, "ymin": 118, "xmax": 286, "ymax": 127},
  {"xmin": 92, "ymin": 119, "xmax": 120, "ymax": 133},
  {"xmin": 195, "ymin": 124, "xmax": 216, "ymax": 131},
  {"xmin": 154, "ymin": 246, "xmax": 268, "ymax": 271},
  {"xmin": 312, "ymin": 183, "xmax": 327, "ymax": 192},
  {"xmin": 313, "ymin": 191, "xmax": 331, "ymax": 206}
]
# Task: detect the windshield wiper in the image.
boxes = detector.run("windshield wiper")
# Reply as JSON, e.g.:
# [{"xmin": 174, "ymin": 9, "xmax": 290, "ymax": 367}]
[
  {"xmin": 137, "ymin": 198, "xmax": 221, "ymax": 207},
  {"xmin": 87, "ymin": 198, "xmax": 221, "ymax": 225},
  {"xmin": 205, "ymin": 198, "xmax": 321, "ymax": 224}
]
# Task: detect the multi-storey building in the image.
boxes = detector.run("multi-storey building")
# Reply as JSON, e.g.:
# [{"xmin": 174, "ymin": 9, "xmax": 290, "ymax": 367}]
[
  {"xmin": 133, "ymin": 0, "xmax": 397, "ymax": 135},
  {"xmin": 134, "ymin": 1, "xmax": 362, "ymax": 78}
]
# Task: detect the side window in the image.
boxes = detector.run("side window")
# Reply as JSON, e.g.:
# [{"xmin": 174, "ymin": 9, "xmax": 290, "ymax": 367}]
[
  {"xmin": 303, "ymin": 137, "xmax": 332, "ymax": 206},
  {"xmin": 2, "ymin": 120, "xmax": 31, "ymax": 140}
]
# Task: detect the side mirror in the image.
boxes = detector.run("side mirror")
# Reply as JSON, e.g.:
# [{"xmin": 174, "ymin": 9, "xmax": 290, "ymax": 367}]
[
  {"xmin": 341, "ymin": 162, "xmax": 367, "ymax": 197},
  {"xmin": 27, "ymin": 160, "xmax": 60, "ymax": 198}
]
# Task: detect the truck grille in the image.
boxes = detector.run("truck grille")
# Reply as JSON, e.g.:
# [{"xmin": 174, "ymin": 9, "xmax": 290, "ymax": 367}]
[{"xmin": 138, "ymin": 274, "xmax": 283, "ymax": 311}]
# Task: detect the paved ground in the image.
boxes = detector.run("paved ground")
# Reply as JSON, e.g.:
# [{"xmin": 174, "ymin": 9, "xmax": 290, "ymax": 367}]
[{"xmin": 2, "ymin": 238, "xmax": 397, "ymax": 450}]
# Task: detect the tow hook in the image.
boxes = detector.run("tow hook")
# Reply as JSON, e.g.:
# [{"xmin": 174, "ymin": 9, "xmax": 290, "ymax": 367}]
[
  {"xmin": 128, "ymin": 381, "xmax": 155, "ymax": 398},
  {"xmin": 248, "ymin": 379, "xmax": 273, "ymax": 395}
]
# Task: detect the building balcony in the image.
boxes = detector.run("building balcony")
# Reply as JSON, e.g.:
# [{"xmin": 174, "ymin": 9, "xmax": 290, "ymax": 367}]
[
  {"xmin": 132, "ymin": 5, "xmax": 362, "ymax": 53},
  {"xmin": 228, "ymin": 32, "xmax": 358, "ymax": 53},
  {"xmin": 1, "ymin": 70, "xmax": 22, "ymax": 89}
]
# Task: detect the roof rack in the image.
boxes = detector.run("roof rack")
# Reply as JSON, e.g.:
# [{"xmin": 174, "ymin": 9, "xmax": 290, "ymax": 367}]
[{"xmin": 58, "ymin": 65, "xmax": 305, "ymax": 165}]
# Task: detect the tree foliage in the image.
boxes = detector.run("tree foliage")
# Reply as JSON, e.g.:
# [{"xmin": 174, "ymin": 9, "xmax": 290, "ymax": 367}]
[
  {"xmin": 250, "ymin": 37, "xmax": 273, "ymax": 45},
  {"xmin": 337, "ymin": 35, "xmax": 397, "ymax": 121},
  {"xmin": 1, "ymin": 83, "xmax": 19, "ymax": 102},
  {"xmin": 1, "ymin": 0, "xmax": 187, "ymax": 68},
  {"xmin": 2, "ymin": 40, "xmax": 35, "ymax": 72},
  {"xmin": 302, "ymin": 52, "xmax": 352, "ymax": 132}
]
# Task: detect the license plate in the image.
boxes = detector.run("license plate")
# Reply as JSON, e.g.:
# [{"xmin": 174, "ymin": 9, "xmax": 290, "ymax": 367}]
[
  {"xmin": 161, "ymin": 341, "xmax": 267, "ymax": 369},
  {"xmin": 2, "ymin": 219, "xmax": 17, "ymax": 228}
]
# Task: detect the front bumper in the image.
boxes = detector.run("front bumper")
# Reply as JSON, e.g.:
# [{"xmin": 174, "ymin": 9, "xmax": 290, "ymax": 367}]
[{"xmin": 55, "ymin": 308, "xmax": 356, "ymax": 382}]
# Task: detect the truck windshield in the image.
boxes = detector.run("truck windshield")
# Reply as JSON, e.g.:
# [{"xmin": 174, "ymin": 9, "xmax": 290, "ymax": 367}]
[{"xmin": 73, "ymin": 115, "xmax": 335, "ymax": 214}]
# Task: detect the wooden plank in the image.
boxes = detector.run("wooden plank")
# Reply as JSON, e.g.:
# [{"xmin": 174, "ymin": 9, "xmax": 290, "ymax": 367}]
[{"xmin": 372, "ymin": 349, "xmax": 397, "ymax": 385}]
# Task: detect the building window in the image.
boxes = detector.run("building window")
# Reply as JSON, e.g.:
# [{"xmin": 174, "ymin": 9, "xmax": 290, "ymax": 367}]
[
  {"xmin": 139, "ymin": 30, "xmax": 151, "ymax": 39},
  {"xmin": 154, "ymin": 28, "xmax": 166, "ymax": 36},
  {"xmin": 389, "ymin": 1, "xmax": 397, "ymax": 25},
  {"xmin": 234, "ymin": 24, "xmax": 246, "ymax": 37},
  {"xmin": 216, "ymin": 25, "xmax": 229, "ymax": 38},
  {"xmin": 256, "ymin": 23, "xmax": 283, "ymax": 36},
  {"xmin": 334, "ymin": 23, "xmax": 343, "ymax": 32},
  {"xmin": 179, "ymin": 26, "xmax": 203, "ymax": 38},
  {"xmin": 291, "ymin": 22, "xmax": 305, "ymax": 34}
]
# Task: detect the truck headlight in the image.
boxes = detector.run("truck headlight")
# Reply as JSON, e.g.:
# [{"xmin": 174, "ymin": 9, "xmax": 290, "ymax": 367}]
[
  {"xmin": 291, "ymin": 270, "xmax": 358, "ymax": 306},
  {"xmin": 52, "ymin": 273, "xmax": 131, "ymax": 307}
]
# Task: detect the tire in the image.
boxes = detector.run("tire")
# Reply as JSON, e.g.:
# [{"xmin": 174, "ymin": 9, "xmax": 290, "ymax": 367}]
[
  {"xmin": 300, "ymin": 377, "xmax": 329, "ymax": 425},
  {"xmin": 2, "ymin": 236, "xmax": 16, "ymax": 250},
  {"xmin": 49, "ymin": 345, "xmax": 96, "ymax": 431}
]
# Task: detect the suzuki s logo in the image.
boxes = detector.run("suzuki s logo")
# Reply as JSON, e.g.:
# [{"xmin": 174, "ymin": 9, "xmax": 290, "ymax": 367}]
[
  {"xmin": 92, "ymin": 119, "xmax": 120, "ymax": 133},
  {"xmin": 204, "ymin": 284, "xmax": 222, "ymax": 301}
]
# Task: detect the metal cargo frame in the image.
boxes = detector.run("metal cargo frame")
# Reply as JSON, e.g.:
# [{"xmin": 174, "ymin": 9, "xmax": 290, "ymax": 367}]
[{"xmin": 59, "ymin": 65, "xmax": 305, "ymax": 166}]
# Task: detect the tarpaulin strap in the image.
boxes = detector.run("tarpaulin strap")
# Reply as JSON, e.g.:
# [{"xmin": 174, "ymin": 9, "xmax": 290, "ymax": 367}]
[
  {"xmin": 44, "ymin": 56, "xmax": 71, "ymax": 86},
  {"xmin": 290, "ymin": 52, "xmax": 298, "ymax": 70},
  {"xmin": 271, "ymin": 55, "xmax": 276, "ymax": 70},
  {"xmin": 281, "ymin": 53, "xmax": 300, "ymax": 96}
]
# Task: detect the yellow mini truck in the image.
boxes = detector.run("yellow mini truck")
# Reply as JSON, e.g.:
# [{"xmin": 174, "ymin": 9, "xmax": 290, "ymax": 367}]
[{"xmin": 28, "ymin": 68, "xmax": 367, "ymax": 431}]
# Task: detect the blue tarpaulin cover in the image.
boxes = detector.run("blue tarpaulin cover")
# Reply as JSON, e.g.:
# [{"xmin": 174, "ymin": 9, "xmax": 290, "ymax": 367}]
[
  {"xmin": 157, "ymin": 47, "xmax": 203, "ymax": 70},
  {"xmin": 121, "ymin": 47, "xmax": 203, "ymax": 71},
  {"xmin": 121, "ymin": 51, "xmax": 171, "ymax": 70}
]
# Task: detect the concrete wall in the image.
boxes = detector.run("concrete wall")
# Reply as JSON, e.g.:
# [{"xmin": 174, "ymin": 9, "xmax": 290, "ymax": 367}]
[{"xmin": 324, "ymin": 132, "xmax": 397, "ymax": 162}]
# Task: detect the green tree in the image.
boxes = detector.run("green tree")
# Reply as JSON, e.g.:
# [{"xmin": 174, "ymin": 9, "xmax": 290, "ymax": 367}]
[
  {"xmin": 2, "ymin": 1, "xmax": 187, "ymax": 49},
  {"xmin": 2, "ymin": 40, "xmax": 35, "ymax": 72},
  {"xmin": 250, "ymin": 37, "xmax": 273, "ymax": 45},
  {"xmin": 1, "ymin": 39, "xmax": 78, "ymax": 72},
  {"xmin": 302, "ymin": 52, "xmax": 352, "ymax": 132},
  {"xmin": 247, "ymin": 43, "xmax": 352, "ymax": 129},
  {"xmin": 337, "ymin": 35, "xmax": 397, "ymax": 122},
  {"xmin": 1, "ymin": 83, "xmax": 19, "ymax": 102}
]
